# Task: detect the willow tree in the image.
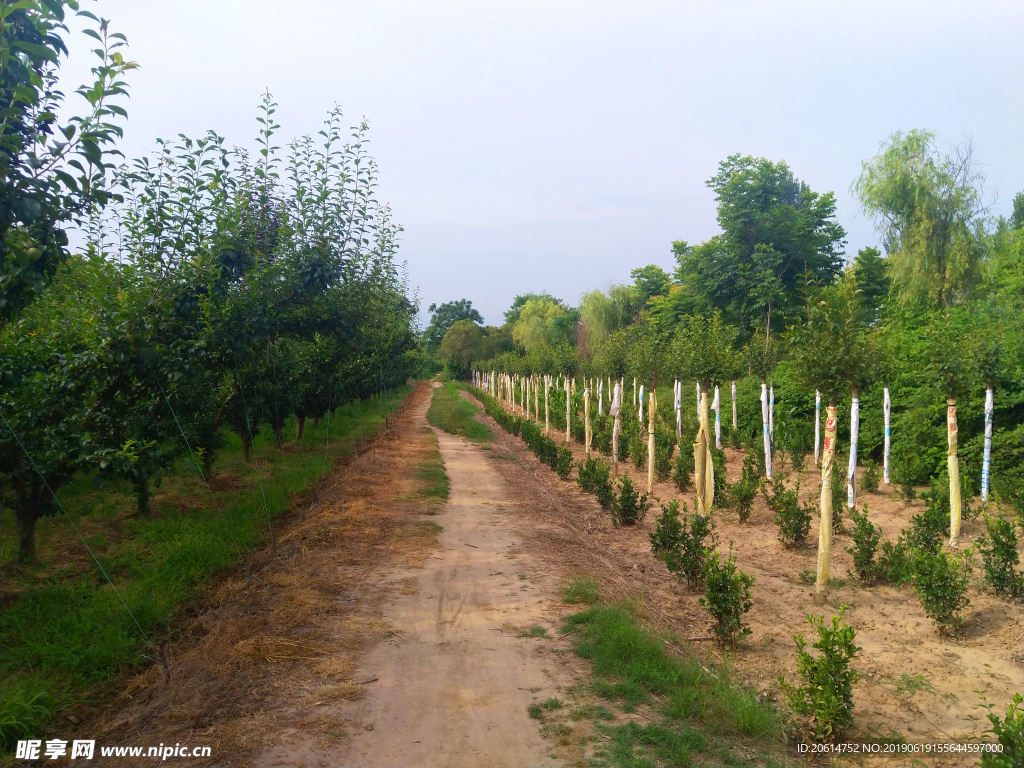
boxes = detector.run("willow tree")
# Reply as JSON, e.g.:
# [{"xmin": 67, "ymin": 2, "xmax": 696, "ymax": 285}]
[
  {"xmin": 788, "ymin": 278, "xmax": 874, "ymax": 604},
  {"xmin": 680, "ymin": 313, "xmax": 738, "ymax": 513}
]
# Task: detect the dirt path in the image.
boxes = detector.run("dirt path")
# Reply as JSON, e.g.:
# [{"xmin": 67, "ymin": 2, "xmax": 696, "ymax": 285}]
[{"xmin": 328, "ymin": 385, "xmax": 569, "ymax": 767}]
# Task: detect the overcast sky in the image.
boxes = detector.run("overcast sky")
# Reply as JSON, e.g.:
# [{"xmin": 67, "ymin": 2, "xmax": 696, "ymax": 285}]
[{"xmin": 59, "ymin": 1, "xmax": 1023, "ymax": 326}]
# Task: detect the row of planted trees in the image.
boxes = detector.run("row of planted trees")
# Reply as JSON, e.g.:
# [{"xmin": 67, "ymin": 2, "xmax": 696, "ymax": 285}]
[
  {"xmin": 473, "ymin": 275, "xmax": 1012, "ymax": 604},
  {"xmin": 1, "ymin": 22, "xmax": 418, "ymax": 563}
]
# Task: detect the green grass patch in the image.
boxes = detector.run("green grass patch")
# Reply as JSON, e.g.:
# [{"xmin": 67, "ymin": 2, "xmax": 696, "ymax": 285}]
[
  {"xmin": 561, "ymin": 604, "xmax": 783, "ymax": 766},
  {"xmin": 0, "ymin": 386, "xmax": 412, "ymax": 753},
  {"xmin": 562, "ymin": 574, "xmax": 601, "ymax": 605},
  {"xmin": 414, "ymin": 429, "xmax": 450, "ymax": 503},
  {"xmin": 426, "ymin": 382, "xmax": 493, "ymax": 442}
]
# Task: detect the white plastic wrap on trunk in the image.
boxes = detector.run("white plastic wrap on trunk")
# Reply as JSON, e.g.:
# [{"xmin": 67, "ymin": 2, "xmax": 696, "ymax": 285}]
[
  {"xmin": 982, "ymin": 387, "xmax": 993, "ymax": 502},
  {"xmin": 883, "ymin": 387, "xmax": 891, "ymax": 484},
  {"xmin": 731, "ymin": 380, "xmax": 737, "ymax": 430},
  {"xmin": 769, "ymin": 383, "xmax": 774, "ymax": 438},
  {"xmin": 584, "ymin": 384, "xmax": 592, "ymax": 456},
  {"xmin": 713, "ymin": 386, "xmax": 721, "ymax": 449},
  {"xmin": 674, "ymin": 379, "xmax": 682, "ymax": 440},
  {"xmin": 847, "ymin": 396, "xmax": 859, "ymax": 509},
  {"xmin": 565, "ymin": 377, "xmax": 571, "ymax": 445},
  {"xmin": 814, "ymin": 390, "xmax": 821, "ymax": 468},
  {"xmin": 611, "ymin": 379, "xmax": 622, "ymax": 464},
  {"xmin": 696, "ymin": 381, "xmax": 700, "ymax": 418},
  {"xmin": 761, "ymin": 382, "xmax": 772, "ymax": 478},
  {"xmin": 598, "ymin": 378, "xmax": 604, "ymax": 416},
  {"xmin": 647, "ymin": 390, "xmax": 656, "ymax": 493},
  {"xmin": 638, "ymin": 385, "xmax": 645, "ymax": 425}
]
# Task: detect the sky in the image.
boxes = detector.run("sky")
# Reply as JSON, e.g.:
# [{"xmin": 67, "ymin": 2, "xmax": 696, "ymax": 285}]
[{"xmin": 58, "ymin": 0, "xmax": 1023, "ymax": 326}]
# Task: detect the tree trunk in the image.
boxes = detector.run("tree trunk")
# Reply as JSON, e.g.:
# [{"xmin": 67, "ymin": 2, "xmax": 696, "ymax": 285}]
[
  {"xmin": 760, "ymin": 381, "xmax": 772, "ymax": 478},
  {"xmin": 647, "ymin": 385, "xmax": 656, "ymax": 494},
  {"xmin": 295, "ymin": 414, "xmax": 306, "ymax": 441},
  {"xmin": 948, "ymin": 397, "xmax": 962, "ymax": 547},
  {"xmin": 814, "ymin": 390, "xmax": 821, "ymax": 468},
  {"xmin": 731, "ymin": 381, "xmax": 737, "ymax": 430},
  {"xmin": 847, "ymin": 386, "xmax": 860, "ymax": 509},
  {"xmin": 311, "ymin": 414, "xmax": 321, "ymax": 432},
  {"xmin": 584, "ymin": 383, "xmax": 592, "ymax": 457},
  {"xmin": 695, "ymin": 385, "xmax": 713, "ymax": 514},
  {"xmin": 202, "ymin": 448, "xmax": 215, "ymax": 482},
  {"xmin": 16, "ymin": 506, "xmax": 39, "ymax": 564},
  {"xmin": 565, "ymin": 376, "xmax": 571, "ymax": 445},
  {"xmin": 612, "ymin": 377, "xmax": 622, "ymax": 471},
  {"xmin": 816, "ymin": 398, "xmax": 839, "ymax": 605},
  {"xmin": 883, "ymin": 386, "xmax": 891, "ymax": 484},
  {"xmin": 136, "ymin": 475, "xmax": 151, "ymax": 518},
  {"xmin": 274, "ymin": 422, "xmax": 284, "ymax": 450},
  {"xmin": 981, "ymin": 387, "xmax": 993, "ymax": 502},
  {"xmin": 544, "ymin": 375, "xmax": 550, "ymax": 433}
]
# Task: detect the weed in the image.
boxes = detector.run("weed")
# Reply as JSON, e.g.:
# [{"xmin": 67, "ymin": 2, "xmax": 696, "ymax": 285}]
[
  {"xmin": 612, "ymin": 476, "xmax": 649, "ymax": 527},
  {"xmin": 912, "ymin": 545, "xmax": 972, "ymax": 635},
  {"xmin": 977, "ymin": 515, "xmax": 1024, "ymax": 599},
  {"xmin": 569, "ymin": 704, "xmax": 615, "ymax": 721},
  {"xmin": 893, "ymin": 673, "xmax": 934, "ymax": 696},
  {"xmin": 530, "ymin": 626, "xmax": 549, "ymax": 638},
  {"xmin": 700, "ymin": 547, "xmax": 754, "ymax": 647},
  {"xmin": 542, "ymin": 697, "xmax": 564, "ymax": 711},
  {"xmin": 414, "ymin": 448, "xmax": 449, "ymax": 502},
  {"xmin": 762, "ymin": 476, "xmax": 811, "ymax": 548},
  {"xmin": 562, "ymin": 575, "xmax": 600, "ymax": 605},
  {"xmin": 779, "ymin": 607, "xmax": 861, "ymax": 744},
  {"xmin": 846, "ymin": 505, "xmax": 881, "ymax": 581},
  {"xmin": 528, "ymin": 703, "xmax": 544, "ymax": 719}
]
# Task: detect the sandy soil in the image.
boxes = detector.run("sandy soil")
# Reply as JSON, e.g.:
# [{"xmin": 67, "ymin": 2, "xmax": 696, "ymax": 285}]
[{"xmin": 467, "ymin": 391, "xmax": 1023, "ymax": 768}]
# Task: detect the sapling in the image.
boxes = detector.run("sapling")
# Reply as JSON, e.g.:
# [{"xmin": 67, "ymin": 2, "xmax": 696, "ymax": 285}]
[
  {"xmin": 779, "ymin": 608, "xmax": 862, "ymax": 743},
  {"xmin": 912, "ymin": 545, "xmax": 972, "ymax": 635},
  {"xmin": 846, "ymin": 506, "xmax": 881, "ymax": 581},
  {"xmin": 977, "ymin": 515, "xmax": 1024, "ymax": 599},
  {"xmin": 612, "ymin": 476, "xmax": 649, "ymax": 526},
  {"xmin": 699, "ymin": 546, "xmax": 754, "ymax": 647}
]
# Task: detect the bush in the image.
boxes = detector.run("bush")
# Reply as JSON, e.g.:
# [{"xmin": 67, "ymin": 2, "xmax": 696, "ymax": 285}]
[
  {"xmin": 862, "ymin": 459, "xmax": 880, "ymax": 493},
  {"xmin": 977, "ymin": 515, "xmax": 1024, "ymax": 599},
  {"xmin": 699, "ymin": 548, "xmax": 754, "ymax": 647},
  {"xmin": 593, "ymin": 414, "xmax": 612, "ymax": 455},
  {"xmin": 654, "ymin": 428, "xmax": 675, "ymax": 482},
  {"xmin": 845, "ymin": 506, "xmax": 881, "ymax": 582},
  {"xmin": 762, "ymin": 476, "xmax": 812, "ymax": 548},
  {"xmin": 908, "ymin": 502, "xmax": 950, "ymax": 551},
  {"xmin": 730, "ymin": 453, "xmax": 760, "ymax": 523},
  {"xmin": 555, "ymin": 447, "xmax": 573, "ymax": 479},
  {"xmin": 672, "ymin": 446, "xmax": 694, "ymax": 492},
  {"xmin": 612, "ymin": 476, "xmax": 649, "ymax": 527},
  {"xmin": 877, "ymin": 531, "xmax": 916, "ymax": 585},
  {"xmin": 830, "ymin": 464, "xmax": 846, "ymax": 534},
  {"xmin": 651, "ymin": 501, "xmax": 717, "ymax": 589},
  {"xmin": 628, "ymin": 430, "xmax": 646, "ymax": 470},
  {"xmin": 779, "ymin": 608, "xmax": 861, "ymax": 743},
  {"xmin": 577, "ymin": 456, "xmax": 615, "ymax": 511},
  {"xmin": 650, "ymin": 499, "xmax": 684, "ymax": 557},
  {"xmin": 979, "ymin": 693, "xmax": 1024, "ymax": 768},
  {"xmin": 912, "ymin": 546, "xmax": 972, "ymax": 635}
]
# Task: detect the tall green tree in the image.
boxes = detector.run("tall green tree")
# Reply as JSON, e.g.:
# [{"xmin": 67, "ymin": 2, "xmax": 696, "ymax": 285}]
[
  {"xmin": 853, "ymin": 130, "xmax": 986, "ymax": 308},
  {"xmin": 423, "ymin": 299, "xmax": 482, "ymax": 350}
]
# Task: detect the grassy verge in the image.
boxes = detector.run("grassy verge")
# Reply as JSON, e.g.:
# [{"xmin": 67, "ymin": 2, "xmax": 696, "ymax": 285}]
[
  {"xmin": 551, "ymin": 579, "xmax": 784, "ymax": 766},
  {"xmin": 416, "ymin": 428, "xmax": 450, "ymax": 504},
  {"xmin": 0, "ymin": 386, "xmax": 412, "ymax": 752},
  {"xmin": 427, "ymin": 382, "xmax": 493, "ymax": 442}
]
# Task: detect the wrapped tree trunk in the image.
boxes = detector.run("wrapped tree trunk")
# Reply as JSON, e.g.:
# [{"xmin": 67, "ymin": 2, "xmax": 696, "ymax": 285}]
[
  {"xmin": 534, "ymin": 375, "xmax": 539, "ymax": 422},
  {"xmin": 611, "ymin": 378, "xmax": 622, "ymax": 469},
  {"xmin": 948, "ymin": 398, "xmax": 962, "ymax": 547},
  {"xmin": 584, "ymin": 383, "xmax": 592, "ymax": 457},
  {"xmin": 647, "ymin": 388, "xmax": 656, "ymax": 493},
  {"xmin": 696, "ymin": 381, "xmax": 700, "ymax": 419},
  {"xmin": 814, "ymin": 390, "xmax": 821, "ymax": 467},
  {"xmin": 847, "ymin": 387, "xmax": 860, "ymax": 509},
  {"xmin": 565, "ymin": 376, "xmax": 571, "ymax": 445},
  {"xmin": 816, "ymin": 401, "xmax": 838, "ymax": 604},
  {"xmin": 732, "ymin": 380, "xmax": 737, "ymax": 430},
  {"xmin": 633, "ymin": 377, "xmax": 637, "ymax": 406},
  {"xmin": 769, "ymin": 382, "xmax": 775, "ymax": 439},
  {"xmin": 598, "ymin": 378, "xmax": 604, "ymax": 416},
  {"xmin": 713, "ymin": 385, "xmax": 722, "ymax": 450},
  {"xmin": 694, "ymin": 387, "xmax": 714, "ymax": 514},
  {"xmin": 674, "ymin": 379, "xmax": 682, "ymax": 448},
  {"xmin": 981, "ymin": 387, "xmax": 993, "ymax": 502},
  {"xmin": 544, "ymin": 375, "xmax": 550, "ymax": 433},
  {"xmin": 638, "ymin": 384, "xmax": 645, "ymax": 426},
  {"xmin": 883, "ymin": 386, "xmax": 891, "ymax": 484},
  {"xmin": 760, "ymin": 382, "xmax": 772, "ymax": 478}
]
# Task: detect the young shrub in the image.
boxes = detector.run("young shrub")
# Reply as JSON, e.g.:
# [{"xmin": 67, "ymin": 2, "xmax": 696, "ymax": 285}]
[
  {"xmin": 762, "ymin": 476, "xmax": 812, "ymax": 548},
  {"xmin": 628, "ymin": 430, "xmax": 646, "ymax": 470},
  {"xmin": 650, "ymin": 499, "xmax": 684, "ymax": 558},
  {"xmin": 861, "ymin": 459, "xmax": 881, "ymax": 494},
  {"xmin": 979, "ymin": 693, "xmax": 1024, "ymax": 768},
  {"xmin": 845, "ymin": 506, "xmax": 881, "ymax": 582},
  {"xmin": 908, "ymin": 502, "xmax": 950, "ymax": 551},
  {"xmin": 977, "ymin": 515, "xmax": 1024, "ymax": 599},
  {"xmin": 672, "ymin": 447, "xmax": 694, "ymax": 492},
  {"xmin": 654, "ymin": 428, "xmax": 675, "ymax": 482},
  {"xmin": 731, "ymin": 453, "xmax": 760, "ymax": 523},
  {"xmin": 699, "ymin": 547, "xmax": 754, "ymax": 647},
  {"xmin": 593, "ymin": 414, "xmax": 612, "ymax": 455},
  {"xmin": 654, "ymin": 502, "xmax": 718, "ymax": 589},
  {"xmin": 912, "ymin": 546, "xmax": 972, "ymax": 635},
  {"xmin": 612, "ymin": 476, "xmax": 649, "ymax": 526},
  {"xmin": 830, "ymin": 462, "xmax": 846, "ymax": 534},
  {"xmin": 877, "ymin": 530, "xmax": 916, "ymax": 585},
  {"xmin": 711, "ymin": 445, "xmax": 727, "ymax": 489},
  {"xmin": 555, "ymin": 446, "xmax": 573, "ymax": 480},
  {"xmin": 778, "ymin": 608, "xmax": 861, "ymax": 743}
]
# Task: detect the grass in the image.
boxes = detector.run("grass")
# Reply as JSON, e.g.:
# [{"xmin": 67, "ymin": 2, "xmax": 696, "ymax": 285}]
[
  {"xmin": 0, "ymin": 386, "xmax": 412, "ymax": 753},
  {"xmin": 415, "ymin": 429, "xmax": 450, "ymax": 503},
  {"xmin": 426, "ymin": 382, "xmax": 493, "ymax": 442},
  {"xmin": 560, "ymin": 604, "xmax": 784, "ymax": 766},
  {"xmin": 562, "ymin": 574, "xmax": 601, "ymax": 605}
]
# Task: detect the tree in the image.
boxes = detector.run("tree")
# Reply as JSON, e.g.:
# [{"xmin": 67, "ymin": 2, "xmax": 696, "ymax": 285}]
[
  {"xmin": 1011, "ymin": 192, "xmax": 1024, "ymax": 231},
  {"xmin": 423, "ymin": 299, "xmax": 482, "ymax": 350},
  {"xmin": 438, "ymin": 319, "xmax": 484, "ymax": 380},
  {"xmin": 503, "ymin": 292, "xmax": 564, "ymax": 325},
  {"xmin": 511, "ymin": 297, "xmax": 575, "ymax": 351},
  {"xmin": 850, "ymin": 247, "xmax": 889, "ymax": 325},
  {"xmin": 788, "ymin": 276, "xmax": 875, "ymax": 603},
  {"xmin": 1, "ymin": 1, "xmax": 137, "ymax": 326},
  {"xmin": 674, "ymin": 155, "xmax": 846, "ymax": 337},
  {"xmin": 630, "ymin": 265, "xmax": 671, "ymax": 304},
  {"xmin": 853, "ymin": 130, "xmax": 986, "ymax": 308}
]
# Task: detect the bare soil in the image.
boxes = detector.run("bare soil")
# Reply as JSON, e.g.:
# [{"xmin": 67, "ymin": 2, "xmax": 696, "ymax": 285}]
[{"xmin": 471, "ymin": 392, "xmax": 1023, "ymax": 767}]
